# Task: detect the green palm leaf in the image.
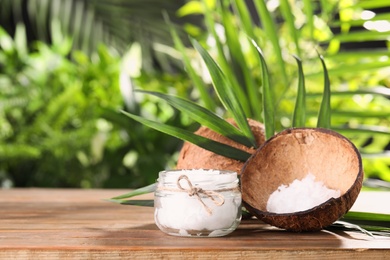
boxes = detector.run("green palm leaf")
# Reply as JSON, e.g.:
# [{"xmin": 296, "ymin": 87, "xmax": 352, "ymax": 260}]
[
  {"xmin": 220, "ymin": 2, "xmax": 262, "ymax": 121},
  {"xmin": 121, "ymin": 111, "xmax": 251, "ymax": 161},
  {"xmin": 200, "ymin": 0, "xmax": 251, "ymax": 117},
  {"xmin": 253, "ymin": 0, "xmax": 288, "ymax": 88},
  {"xmin": 232, "ymin": 0, "xmax": 256, "ymax": 40},
  {"xmin": 163, "ymin": 11, "xmax": 215, "ymax": 111},
  {"xmin": 136, "ymin": 90, "xmax": 253, "ymax": 147},
  {"xmin": 251, "ymin": 39, "xmax": 275, "ymax": 140},
  {"xmin": 279, "ymin": 0, "xmax": 301, "ymax": 56},
  {"xmin": 111, "ymin": 183, "xmax": 157, "ymax": 200},
  {"xmin": 306, "ymin": 87, "xmax": 390, "ymax": 98},
  {"xmin": 317, "ymin": 54, "xmax": 331, "ymax": 128},
  {"xmin": 344, "ymin": 211, "xmax": 390, "ymax": 223},
  {"xmin": 110, "ymin": 183, "xmax": 157, "ymax": 206},
  {"xmin": 302, "ymin": 0, "xmax": 315, "ymax": 39},
  {"xmin": 336, "ymin": 211, "xmax": 390, "ymax": 236},
  {"xmin": 109, "ymin": 199, "xmax": 154, "ymax": 207},
  {"xmin": 292, "ymin": 56, "xmax": 306, "ymax": 127},
  {"xmin": 191, "ymin": 39, "xmax": 257, "ymax": 148}
]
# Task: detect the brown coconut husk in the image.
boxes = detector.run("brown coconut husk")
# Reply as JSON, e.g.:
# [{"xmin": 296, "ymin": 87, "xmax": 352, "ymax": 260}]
[
  {"xmin": 176, "ymin": 118, "xmax": 266, "ymax": 173},
  {"xmin": 241, "ymin": 128, "xmax": 363, "ymax": 232}
]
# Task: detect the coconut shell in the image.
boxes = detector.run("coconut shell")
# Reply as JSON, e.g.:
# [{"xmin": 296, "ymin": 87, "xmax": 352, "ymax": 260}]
[
  {"xmin": 241, "ymin": 128, "xmax": 363, "ymax": 232},
  {"xmin": 176, "ymin": 118, "xmax": 266, "ymax": 173}
]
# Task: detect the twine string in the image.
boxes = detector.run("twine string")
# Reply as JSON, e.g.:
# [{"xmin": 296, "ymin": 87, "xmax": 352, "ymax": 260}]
[{"xmin": 176, "ymin": 175, "xmax": 225, "ymax": 215}]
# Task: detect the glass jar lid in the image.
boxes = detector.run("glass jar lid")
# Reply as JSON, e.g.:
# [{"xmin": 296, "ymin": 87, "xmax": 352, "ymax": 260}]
[{"xmin": 157, "ymin": 169, "xmax": 238, "ymax": 190}]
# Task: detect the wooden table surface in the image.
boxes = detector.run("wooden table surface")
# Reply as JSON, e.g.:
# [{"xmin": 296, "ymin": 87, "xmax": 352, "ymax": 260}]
[{"xmin": 0, "ymin": 189, "xmax": 389, "ymax": 259}]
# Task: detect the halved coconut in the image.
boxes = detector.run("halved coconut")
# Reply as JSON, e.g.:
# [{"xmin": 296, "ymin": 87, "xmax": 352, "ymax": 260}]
[
  {"xmin": 241, "ymin": 128, "xmax": 363, "ymax": 232},
  {"xmin": 176, "ymin": 118, "xmax": 266, "ymax": 173}
]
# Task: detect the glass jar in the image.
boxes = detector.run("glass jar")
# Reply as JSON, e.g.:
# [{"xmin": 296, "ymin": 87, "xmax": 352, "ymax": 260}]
[{"xmin": 154, "ymin": 169, "xmax": 242, "ymax": 237}]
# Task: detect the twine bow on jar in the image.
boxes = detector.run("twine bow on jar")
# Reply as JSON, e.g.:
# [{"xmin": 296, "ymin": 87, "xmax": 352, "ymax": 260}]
[{"xmin": 176, "ymin": 175, "xmax": 225, "ymax": 215}]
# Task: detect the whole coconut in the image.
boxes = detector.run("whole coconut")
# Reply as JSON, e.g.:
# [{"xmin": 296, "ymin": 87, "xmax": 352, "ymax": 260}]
[{"xmin": 176, "ymin": 118, "xmax": 266, "ymax": 173}]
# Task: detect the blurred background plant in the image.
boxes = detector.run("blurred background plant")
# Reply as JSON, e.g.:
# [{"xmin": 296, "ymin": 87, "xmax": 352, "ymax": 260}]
[{"xmin": 0, "ymin": 0, "xmax": 389, "ymax": 189}]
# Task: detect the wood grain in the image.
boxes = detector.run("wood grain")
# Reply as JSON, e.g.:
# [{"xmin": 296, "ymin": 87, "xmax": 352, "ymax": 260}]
[{"xmin": 0, "ymin": 189, "xmax": 389, "ymax": 259}]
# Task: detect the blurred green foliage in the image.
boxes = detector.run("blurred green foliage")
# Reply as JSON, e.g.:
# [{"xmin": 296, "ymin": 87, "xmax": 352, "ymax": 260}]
[
  {"xmin": 168, "ymin": 0, "xmax": 390, "ymax": 184},
  {"xmin": 0, "ymin": 0, "xmax": 389, "ymax": 188},
  {"xmin": 0, "ymin": 25, "xmax": 187, "ymax": 188}
]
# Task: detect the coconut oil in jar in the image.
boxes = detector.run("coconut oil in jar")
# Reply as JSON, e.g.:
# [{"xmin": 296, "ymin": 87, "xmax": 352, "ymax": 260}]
[{"xmin": 154, "ymin": 169, "xmax": 242, "ymax": 237}]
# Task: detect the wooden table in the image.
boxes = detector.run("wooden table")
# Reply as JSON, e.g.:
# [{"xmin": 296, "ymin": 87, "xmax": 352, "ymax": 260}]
[{"xmin": 0, "ymin": 189, "xmax": 389, "ymax": 259}]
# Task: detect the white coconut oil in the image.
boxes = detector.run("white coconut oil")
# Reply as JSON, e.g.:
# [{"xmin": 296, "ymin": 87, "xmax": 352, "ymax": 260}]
[
  {"xmin": 154, "ymin": 169, "xmax": 242, "ymax": 237},
  {"xmin": 267, "ymin": 173, "xmax": 341, "ymax": 213}
]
